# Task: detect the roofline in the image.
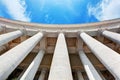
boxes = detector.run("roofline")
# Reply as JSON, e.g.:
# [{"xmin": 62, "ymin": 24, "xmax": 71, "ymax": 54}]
[{"xmin": 0, "ymin": 17, "xmax": 120, "ymax": 28}]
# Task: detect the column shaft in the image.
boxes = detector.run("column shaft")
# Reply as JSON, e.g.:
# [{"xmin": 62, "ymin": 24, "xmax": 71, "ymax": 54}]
[
  {"xmin": 48, "ymin": 33, "xmax": 73, "ymax": 80},
  {"xmin": 0, "ymin": 26, "xmax": 3, "ymax": 32},
  {"xmin": 80, "ymin": 32, "xmax": 120, "ymax": 79},
  {"xmin": 102, "ymin": 30, "xmax": 120, "ymax": 45},
  {"xmin": 79, "ymin": 51, "xmax": 102, "ymax": 80},
  {"xmin": 0, "ymin": 30, "xmax": 23, "ymax": 46},
  {"xmin": 20, "ymin": 50, "xmax": 45, "ymax": 80},
  {"xmin": 77, "ymin": 71, "xmax": 84, "ymax": 80},
  {"xmin": 0, "ymin": 46, "xmax": 6, "ymax": 55},
  {"xmin": 0, "ymin": 32, "xmax": 43, "ymax": 80},
  {"xmin": 97, "ymin": 70, "xmax": 106, "ymax": 80},
  {"xmin": 17, "ymin": 68, "xmax": 27, "ymax": 79},
  {"xmin": 38, "ymin": 69, "xmax": 46, "ymax": 80}
]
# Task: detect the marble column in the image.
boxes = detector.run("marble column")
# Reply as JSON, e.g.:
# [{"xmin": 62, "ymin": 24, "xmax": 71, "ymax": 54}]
[
  {"xmin": 102, "ymin": 30, "xmax": 120, "ymax": 45},
  {"xmin": 0, "ymin": 30, "xmax": 23, "ymax": 46},
  {"xmin": 80, "ymin": 32, "xmax": 120, "ymax": 80},
  {"xmin": 0, "ymin": 32, "xmax": 43, "ymax": 80},
  {"xmin": 38, "ymin": 69, "xmax": 46, "ymax": 80},
  {"xmin": 79, "ymin": 51, "xmax": 102, "ymax": 80},
  {"xmin": 77, "ymin": 71, "xmax": 84, "ymax": 80},
  {"xmin": 20, "ymin": 50, "xmax": 45, "ymax": 80},
  {"xmin": 48, "ymin": 33, "xmax": 73, "ymax": 80}
]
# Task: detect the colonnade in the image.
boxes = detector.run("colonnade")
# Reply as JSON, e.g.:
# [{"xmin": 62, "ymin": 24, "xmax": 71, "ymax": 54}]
[
  {"xmin": 0, "ymin": 29, "xmax": 120, "ymax": 80},
  {"xmin": 80, "ymin": 32, "xmax": 120, "ymax": 80}
]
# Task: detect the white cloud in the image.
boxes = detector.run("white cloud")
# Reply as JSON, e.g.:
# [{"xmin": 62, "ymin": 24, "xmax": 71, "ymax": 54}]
[
  {"xmin": 1, "ymin": 0, "xmax": 31, "ymax": 22},
  {"xmin": 88, "ymin": 0, "xmax": 120, "ymax": 21},
  {"xmin": 39, "ymin": 0, "xmax": 80, "ymax": 16}
]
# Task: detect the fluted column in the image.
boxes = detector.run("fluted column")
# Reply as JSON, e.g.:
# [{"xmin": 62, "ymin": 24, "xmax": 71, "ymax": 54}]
[
  {"xmin": 102, "ymin": 30, "xmax": 120, "ymax": 45},
  {"xmin": 77, "ymin": 71, "xmax": 84, "ymax": 80},
  {"xmin": 20, "ymin": 50, "xmax": 45, "ymax": 80},
  {"xmin": 80, "ymin": 32, "xmax": 120, "ymax": 79},
  {"xmin": 0, "ymin": 32, "xmax": 43, "ymax": 80},
  {"xmin": 0, "ymin": 30, "xmax": 23, "ymax": 46},
  {"xmin": 79, "ymin": 51, "xmax": 102, "ymax": 80},
  {"xmin": 38, "ymin": 69, "xmax": 46, "ymax": 80},
  {"xmin": 48, "ymin": 33, "xmax": 73, "ymax": 80}
]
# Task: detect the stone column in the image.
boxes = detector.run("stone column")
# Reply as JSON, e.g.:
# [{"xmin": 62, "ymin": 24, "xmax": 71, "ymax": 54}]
[
  {"xmin": 77, "ymin": 71, "xmax": 84, "ymax": 80},
  {"xmin": 38, "ymin": 69, "xmax": 46, "ymax": 80},
  {"xmin": 102, "ymin": 30, "xmax": 120, "ymax": 45},
  {"xmin": 97, "ymin": 70, "xmax": 106, "ymax": 80},
  {"xmin": 80, "ymin": 32, "xmax": 120, "ymax": 80},
  {"xmin": 20, "ymin": 50, "xmax": 45, "ymax": 80},
  {"xmin": 0, "ymin": 26, "xmax": 3, "ymax": 32},
  {"xmin": 0, "ymin": 32, "xmax": 43, "ymax": 80},
  {"xmin": 0, "ymin": 30, "xmax": 23, "ymax": 46},
  {"xmin": 79, "ymin": 51, "xmax": 102, "ymax": 80},
  {"xmin": 48, "ymin": 33, "xmax": 73, "ymax": 80},
  {"xmin": 0, "ymin": 46, "xmax": 6, "ymax": 55},
  {"xmin": 17, "ymin": 67, "xmax": 27, "ymax": 79}
]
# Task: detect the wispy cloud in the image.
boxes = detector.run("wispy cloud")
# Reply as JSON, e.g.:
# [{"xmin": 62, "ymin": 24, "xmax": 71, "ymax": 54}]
[
  {"xmin": 88, "ymin": 0, "xmax": 120, "ymax": 21},
  {"xmin": 1, "ymin": 0, "xmax": 31, "ymax": 22},
  {"xmin": 36, "ymin": 0, "xmax": 81, "ymax": 24}
]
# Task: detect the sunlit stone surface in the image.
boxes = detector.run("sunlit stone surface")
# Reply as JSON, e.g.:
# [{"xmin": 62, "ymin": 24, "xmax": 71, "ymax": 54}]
[
  {"xmin": 0, "ymin": 30, "xmax": 23, "ymax": 46},
  {"xmin": 48, "ymin": 33, "xmax": 73, "ymax": 80},
  {"xmin": 0, "ymin": 17, "xmax": 120, "ymax": 80},
  {"xmin": 0, "ymin": 32, "xmax": 43, "ymax": 79},
  {"xmin": 79, "ymin": 51, "xmax": 102, "ymax": 80}
]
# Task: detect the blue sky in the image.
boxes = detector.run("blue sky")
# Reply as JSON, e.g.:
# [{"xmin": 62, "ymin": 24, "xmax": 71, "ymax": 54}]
[{"xmin": 0, "ymin": 0, "xmax": 120, "ymax": 24}]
